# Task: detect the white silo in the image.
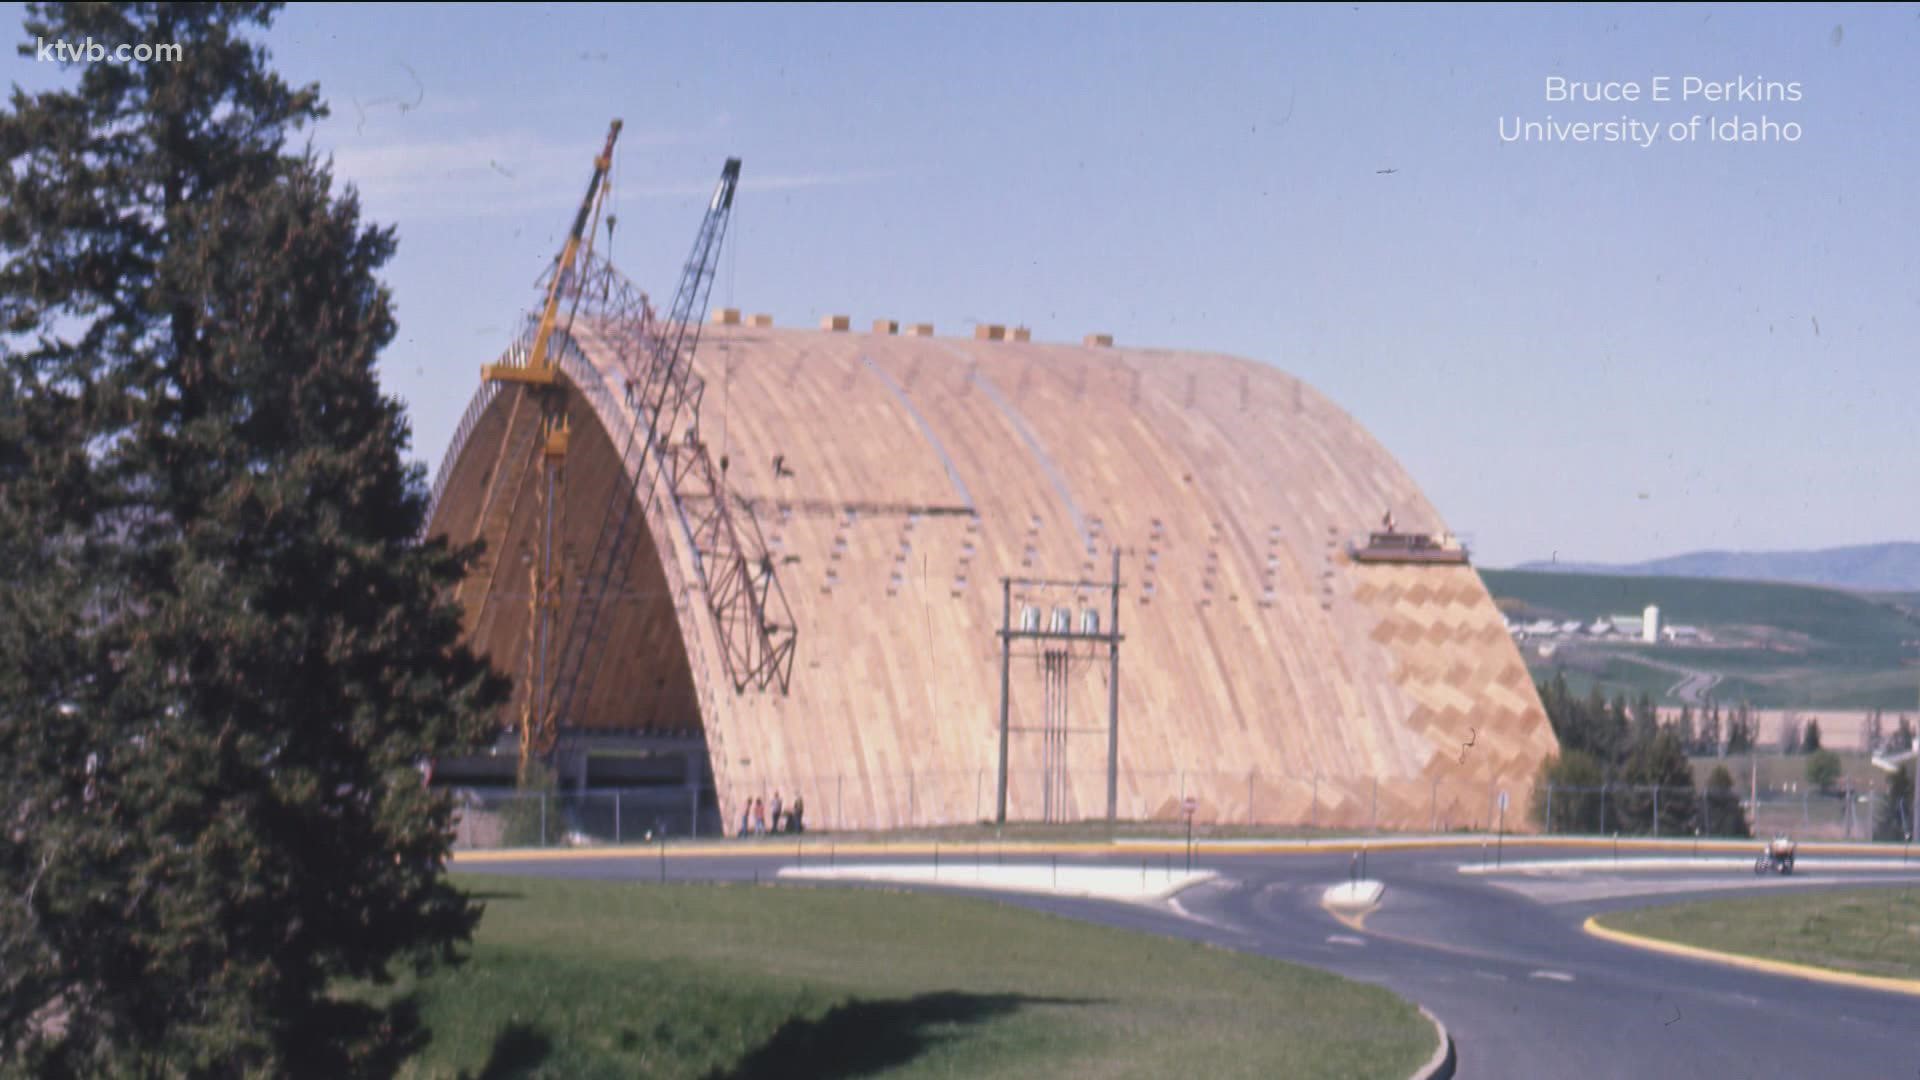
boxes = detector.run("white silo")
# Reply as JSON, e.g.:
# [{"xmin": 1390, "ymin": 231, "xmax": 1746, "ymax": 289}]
[{"xmin": 1642, "ymin": 604, "xmax": 1660, "ymax": 644}]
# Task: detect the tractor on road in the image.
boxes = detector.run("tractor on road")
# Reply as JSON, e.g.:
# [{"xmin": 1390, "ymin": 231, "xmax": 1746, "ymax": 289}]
[{"xmin": 1754, "ymin": 835, "xmax": 1797, "ymax": 875}]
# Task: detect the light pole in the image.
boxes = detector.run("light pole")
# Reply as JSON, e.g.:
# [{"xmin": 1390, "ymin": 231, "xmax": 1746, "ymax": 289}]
[{"xmin": 1896, "ymin": 730, "xmax": 1912, "ymax": 849}]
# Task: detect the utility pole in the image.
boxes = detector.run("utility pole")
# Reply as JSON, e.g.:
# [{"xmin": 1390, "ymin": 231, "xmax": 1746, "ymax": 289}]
[
  {"xmin": 996, "ymin": 566, "xmax": 1123, "ymax": 827},
  {"xmin": 997, "ymin": 578, "xmax": 1011, "ymax": 824},
  {"xmin": 1106, "ymin": 545, "xmax": 1121, "ymax": 823}
]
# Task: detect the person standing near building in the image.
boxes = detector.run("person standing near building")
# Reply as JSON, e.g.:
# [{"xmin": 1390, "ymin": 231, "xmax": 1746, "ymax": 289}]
[
  {"xmin": 753, "ymin": 797, "xmax": 767, "ymax": 836},
  {"xmin": 739, "ymin": 799, "xmax": 752, "ymax": 839},
  {"xmin": 770, "ymin": 791, "xmax": 784, "ymax": 834}
]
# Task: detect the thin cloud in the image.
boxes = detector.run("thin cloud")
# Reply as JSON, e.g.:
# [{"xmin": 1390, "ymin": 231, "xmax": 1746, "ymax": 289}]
[
  {"xmin": 620, "ymin": 169, "xmax": 897, "ymax": 200},
  {"xmin": 316, "ymin": 124, "xmax": 710, "ymax": 219},
  {"xmin": 750, "ymin": 169, "xmax": 895, "ymax": 192}
]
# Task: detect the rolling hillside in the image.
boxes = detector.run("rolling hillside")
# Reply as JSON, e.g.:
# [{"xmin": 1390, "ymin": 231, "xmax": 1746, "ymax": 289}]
[
  {"xmin": 1512, "ymin": 541, "xmax": 1920, "ymax": 592},
  {"xmin": 1479, "ymin": 568, "xmax": 1920, "ymax": 710}
]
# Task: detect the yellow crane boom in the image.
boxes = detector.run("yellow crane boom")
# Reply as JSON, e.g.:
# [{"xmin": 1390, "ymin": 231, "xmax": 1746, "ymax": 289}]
[
  {"xmin": 484, "ymin": 118, "xmax": 623, "ymax": 389},
  {"xmin": 476, "ymin": 119, "xmax": 622, "ymax": 782}
]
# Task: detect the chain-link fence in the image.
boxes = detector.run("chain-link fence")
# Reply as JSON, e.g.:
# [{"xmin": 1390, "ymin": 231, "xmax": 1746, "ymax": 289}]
[
  {"xmin": 1535, "ymin": 781, "xmax": 1909, "ymax": 842},
  {"xmin": 449, "ymin": 770, "xmax": 1539, "ymax": 846},
  {"xmin": 697, "ymin": 769, "xmax": 1541, "ymax": 836},
  {"xmin": 446, "ymin": 774, "xmax": 1917, "ymax": 848},
  {"xmin": 450, "ymin": 787, "xmax": 724, "ymax": 849}
]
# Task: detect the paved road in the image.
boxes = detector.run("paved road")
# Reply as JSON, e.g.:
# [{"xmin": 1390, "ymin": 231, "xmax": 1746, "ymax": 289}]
[
  {"xmin": 457, "ymin": 843, "xmax": 1920, "ymax": 1079},
  {"xmin": 1667, "ymin": 670, "xmax": 1722, "ymax": 705},
  {"xmin": 1561, "ymin": 645, "xmax": 1721, "ymax": 704}
]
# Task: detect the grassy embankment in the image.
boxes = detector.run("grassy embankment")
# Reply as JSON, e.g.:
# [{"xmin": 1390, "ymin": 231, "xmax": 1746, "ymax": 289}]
[
  {"xmin": 370, "ymin": 874, "xmax": 1433, "ymax": 1079},
  {"xmin": 1599, "ymin": 887, "xmax": 1920, "ymax": 981}
]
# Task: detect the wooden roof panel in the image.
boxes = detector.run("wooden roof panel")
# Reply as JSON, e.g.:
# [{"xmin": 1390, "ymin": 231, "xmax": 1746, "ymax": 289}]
[{"xmin": 427, "ymin": 324, "xmax": 1558, "ymax": 830}]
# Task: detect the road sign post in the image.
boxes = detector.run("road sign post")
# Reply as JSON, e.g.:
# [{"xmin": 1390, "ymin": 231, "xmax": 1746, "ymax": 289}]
[
  {"xmin": 1182, "ymin": 796, "xmax": 1198, "ymax": 872},
  {"xmin": 1496, "ymin": 790, "xmax": 1508, "ymax": 867}
]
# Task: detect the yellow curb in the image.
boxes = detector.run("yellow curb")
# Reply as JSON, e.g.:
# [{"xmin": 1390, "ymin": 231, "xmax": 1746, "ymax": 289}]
[
  {"xmin": 1324, "ymin": 903, "xmax": 1375, "ymax": 933},
  {"xmin": 449, "ymin": 835, "xmax": 1912, "ymax": 864},
  {"xmin": 1582, "ymin": 915, "xmax": 1920, "ymax": 998},
  {"xmin": 450, "ymin": 841, "xmax": 1124, "ymax": 863},
  {"xmin": 447, "ymin": 839, "xmax": 1397, "ymax": 863}
]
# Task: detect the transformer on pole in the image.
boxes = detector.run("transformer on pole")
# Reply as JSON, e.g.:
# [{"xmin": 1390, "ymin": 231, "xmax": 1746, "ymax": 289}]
[{"xmin": 995, "ymin": 552, "xmax": 1125, "ymax": 824}]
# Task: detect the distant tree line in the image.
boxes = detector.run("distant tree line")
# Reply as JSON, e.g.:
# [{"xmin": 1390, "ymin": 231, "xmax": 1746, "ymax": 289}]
[
  {"xmin": 1530, "ymin": 672, "xmax": 1749, "ymax": 837},
  {"xmin": 1864, "ymin": 708, "xmax": 1916, "ymax": 756},
  {"xmin": 1866, "ymin": 708, "xmax": 1919, "ymax": 842},
  {"xmin": 1535, "ymin": 674, "xmax": 1920, "ymax": 842},
  {"xmin": 1874, "ymin": 763, "xmax": 1915, "ymax": 842},
  {"xmin": 1663, "ymin": 699, "xmax": 1758, "ymax": 757}
]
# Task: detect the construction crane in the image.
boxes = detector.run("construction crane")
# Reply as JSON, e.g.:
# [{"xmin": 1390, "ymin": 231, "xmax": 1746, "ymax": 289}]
[
  {"xmin": 484, "ymin": 118, "xmax": 621, "ymax": 392},
  {"xmin": 545, "ymin": 151, "xmax": 802, "ymax": 738},
  {"xmin": 480, "ymin": 119, "xmax": 621, "ymax": 783}
]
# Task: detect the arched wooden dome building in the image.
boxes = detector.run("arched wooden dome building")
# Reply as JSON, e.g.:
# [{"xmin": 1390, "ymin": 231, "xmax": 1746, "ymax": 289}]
[{"xmin": 426, "ymin": 305, "xmax": 1557, "ymax": 834}]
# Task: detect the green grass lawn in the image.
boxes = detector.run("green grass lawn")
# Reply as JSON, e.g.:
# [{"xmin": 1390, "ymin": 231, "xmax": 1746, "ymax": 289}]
[
  {"xmin": 1689, "ymin": 751, "xmax": 1890, "ymax": 795},
  {"xmin": 1599, "ymin": 887, "xmax": 1920, "ymax": 981},
  {"xmin": 1714, "ymin": 670, "xmax": 1920, "ymax": 711},
  {"xmin": 1525, "ymin": 652, "xmax": 1919, "ymax": 710},
  {"xmin": 1538, "ymin": 664, "xmax": 1920, "ymax": 710},
  {"xmin": 377, "ymin": 874, "xmax": 1432, "ymax": 1079}
]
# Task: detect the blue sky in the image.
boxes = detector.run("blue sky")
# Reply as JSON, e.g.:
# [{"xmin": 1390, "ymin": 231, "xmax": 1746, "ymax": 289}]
[{"xmin": 7, "ymin": 3, "xmax": 1917, "ymax": 567}]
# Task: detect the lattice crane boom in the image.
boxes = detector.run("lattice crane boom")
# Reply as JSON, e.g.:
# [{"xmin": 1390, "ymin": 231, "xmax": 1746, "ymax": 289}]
[
  {"xmin": 474, "ymin": 119, "xmax": 621, "ymax": 783},
  {"xmin": 546, "ymin": 156, "xmax": 796, "ymax": 743},
  {"xmin": 485, "ymin": 119, "xmax": 622, "ymax": 389},
  {"xmin": 651, "ymin": 158, "xmax": 739, "ymax": 410}
]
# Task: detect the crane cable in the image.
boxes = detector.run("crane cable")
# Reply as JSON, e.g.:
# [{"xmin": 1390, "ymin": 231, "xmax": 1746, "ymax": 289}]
[
  {"xmin": 721, "ymin": 190, "xmax": 738, "ymax": 466},
  {"xmin": 605, "ymin": 139, "xmax": 619, "ymax": 279}
]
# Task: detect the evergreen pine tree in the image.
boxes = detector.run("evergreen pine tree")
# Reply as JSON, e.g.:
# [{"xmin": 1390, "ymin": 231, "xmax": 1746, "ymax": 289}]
[
  {"xmin": 0, "ymin": 5, "xmax": 508, "ymax": 1072},
  {"xmin": 1704, "ymin": 764, "xmax": 1751, "ymax": 838},
  {"xmin": 1726, "ymin": 701, "xmax": 1755, "ymax": 754},
  {"xmin": 1583, "ymin": 690, "xmax": 1606, "ymax": 757},
  {"xmin": 1532, "ymin": 749, "xmax": 1604, "ymax": 834},
  {"xmin": 1801, "ymin": 718, "xmax": 1822, "ymax": 754},
  {"xmin": 1629, "ymin": 691, "xmax": 1659, "ymax": 752},
  {"xmin": 1701, "ymin": 699, "xmax": 1721, "ymax": 758},
  {"xmin": 1608, "ymin": 692, "xmax": 1632, "ymax": 765},
  {"xmin": 1616, "ymin": 728, "xmax": 1696, "ymax": 835},
  {"xmin": 1779, "ymin": 713, "xmax": 1802, "ymax": 756},
  {"xmin": 1875, "ymin": 764, "xmax": 1914, "ymax": 843}
]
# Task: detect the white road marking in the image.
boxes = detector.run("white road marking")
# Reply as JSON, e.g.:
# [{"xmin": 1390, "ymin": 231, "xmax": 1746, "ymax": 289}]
[
  {"xmin": 1327, "ymin": 934, "xmax": 1368, "ymax": 947},
  {"xmin": 1473, "ymin": 969, "xmax": 1508, "ymax": 982},
  {"xmin": 1167, "ymin": 894, "xmax": 1243, "ymax": 935},
  {"xmin": 1530, "ymin": 970, "xmax": 1575, "ymax": 982}
]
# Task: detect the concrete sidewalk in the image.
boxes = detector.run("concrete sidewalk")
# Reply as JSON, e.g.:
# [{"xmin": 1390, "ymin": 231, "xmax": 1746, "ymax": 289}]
[
  {"xmin": 778, "ymin": 861, "xmax": 1215, "ymax": 903},
  {"xmin": 1462, "ymin": 856, "xmax": 1920, "ymax": 875}
]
